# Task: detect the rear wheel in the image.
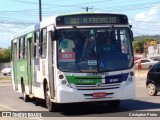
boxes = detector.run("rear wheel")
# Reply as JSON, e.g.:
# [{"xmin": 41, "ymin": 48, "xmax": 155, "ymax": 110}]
[
  {"xmin": 22, "ymin": 82, "xmax": 30, "ymax": 102},
  {"xmin": 108, "ymin": 100, "xmax": 120, "ymax": 108},
  {"xmin": 147, "ymin": 83, "xmax": 157, "ymax": 96},
  {"xmin": 45, "ymin": 85, "xmax": 56, "ymax": 112}
]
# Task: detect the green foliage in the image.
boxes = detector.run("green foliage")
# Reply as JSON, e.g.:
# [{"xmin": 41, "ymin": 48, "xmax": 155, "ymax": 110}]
[
  {"xmin": 0, "ymin": 47, "xmax": 11, "ymax": 63},
  {"xmin": 132, "ymin": 41, "xmax": 144, "ymax": 53},
  {"xmin": 133, "ymin": 35, "xmax": 160, "ymax": 54},
  {"xmin": 134, "ymin": 35, "xmax": 160, "ymax": 42}
]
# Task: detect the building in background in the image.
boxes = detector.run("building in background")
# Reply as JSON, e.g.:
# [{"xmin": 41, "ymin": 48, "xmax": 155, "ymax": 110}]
[{"xmin": 147, "ymin": 44, "xmax": 160, "ymax": 61}]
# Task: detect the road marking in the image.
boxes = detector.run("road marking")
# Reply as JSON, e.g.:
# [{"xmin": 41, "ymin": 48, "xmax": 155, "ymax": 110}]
[{"xmin": 0, "ymin": 104, "xmax": 17, "ymax": 111}]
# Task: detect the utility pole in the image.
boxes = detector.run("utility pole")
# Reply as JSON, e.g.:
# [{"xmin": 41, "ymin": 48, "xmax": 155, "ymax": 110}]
[
  {"xmin": 39, "ymin": 0, "xmax": 42, "ymax": 21},
  {"xmin": 81, "ymin": 6, "xmax": 93, "ymax": 12}
]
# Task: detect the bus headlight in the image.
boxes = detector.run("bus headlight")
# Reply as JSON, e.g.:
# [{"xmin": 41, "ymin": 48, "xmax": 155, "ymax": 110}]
[
  {"xmin": 128, "ymin": 77, "xmax": 133, "ymax": 82},
  {"xmin": 130, "ymin": 71, "xmax": 134, "ymax": 76},
  {"xmin": 59, "ymin": 74, "xmax": 64, "ymax": 79},
  {"xmin": 126, "ymin": 77, "xmax": 133, "ymax": 85},
  {"xmin": 61, "ymin": 80, "xmax": 67, "ymax": 85},
  {"xmin": 61, "ymin": 79, "xmax": 71, "ymax": 87}
]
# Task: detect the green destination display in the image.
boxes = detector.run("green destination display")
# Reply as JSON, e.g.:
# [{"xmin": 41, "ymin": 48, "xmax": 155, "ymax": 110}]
[{"xmin": 56, "ymin": 14, "xmax": 128, "ymax": 26}]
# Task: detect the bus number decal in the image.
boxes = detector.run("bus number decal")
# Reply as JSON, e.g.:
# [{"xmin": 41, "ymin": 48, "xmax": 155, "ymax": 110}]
[
  {"xmin": 20, "ymin": 66, "xmax": 25, "ymax": 72},
  {"xmin": 59, "ymin": 52, "xmax": 75, "ymax": 62},
  {"xmin": 88, "ymin": 60, "xmax": 97, "ymax": 65}
]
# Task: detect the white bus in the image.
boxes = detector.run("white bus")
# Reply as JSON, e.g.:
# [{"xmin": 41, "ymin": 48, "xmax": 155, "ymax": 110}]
[{"xmin": 11, "ymin": 13, "xmax": 135, "ymax": 111}]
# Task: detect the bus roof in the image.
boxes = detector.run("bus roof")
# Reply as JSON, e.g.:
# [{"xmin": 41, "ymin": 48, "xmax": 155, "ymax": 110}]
[{"xmin": 11, "ymin": 12, "xmax": 128, "ymax": 39}]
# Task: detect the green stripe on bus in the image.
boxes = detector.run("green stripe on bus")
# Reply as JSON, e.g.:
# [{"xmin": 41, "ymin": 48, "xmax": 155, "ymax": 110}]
[{"xmin": 66, "ymin": 76, "xmax": 102, "ymax": 84}]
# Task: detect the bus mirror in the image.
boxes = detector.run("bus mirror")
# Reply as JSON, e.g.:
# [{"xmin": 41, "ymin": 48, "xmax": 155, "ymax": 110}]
[
  {"xmin": 131, "ymin": 31, "xmax": 134, "ymax": 41},
  {"xmin": 130, "ymin": 25, "xmax": 132, "ymax": 28}
]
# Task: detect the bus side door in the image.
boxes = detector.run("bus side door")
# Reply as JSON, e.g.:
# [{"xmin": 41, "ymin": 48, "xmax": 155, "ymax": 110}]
[
  {"xmin": 47, "ymin": 25, "xmax": 55, "ymax": 99},
  {"xmin": 26, "ymin": 34, "xmax": 33, "ymax": 94},
  {"xmin": 12, "ymin": 40, "xmax": 18, "ymax": 90}
]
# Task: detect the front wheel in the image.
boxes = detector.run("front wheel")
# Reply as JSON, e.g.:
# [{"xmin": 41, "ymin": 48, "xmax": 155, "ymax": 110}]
[
  {"xmin": 45, "ymin": 85, "xmax": 56, "ymax": 112},
  {"xmin": 147, "ymin": 83, "xmax": 157, "ymax": 96}
]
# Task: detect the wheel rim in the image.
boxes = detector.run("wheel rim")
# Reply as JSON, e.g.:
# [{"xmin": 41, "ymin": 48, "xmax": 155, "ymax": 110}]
[{"xmin": 147, "ymin": 83, "xmax": 155, "ymax": 95}]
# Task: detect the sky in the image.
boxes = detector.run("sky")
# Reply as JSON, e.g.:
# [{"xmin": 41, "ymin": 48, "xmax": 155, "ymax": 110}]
[{"xmin": 0, "ymin": 0, "xmax": 160, "ymax": 48}]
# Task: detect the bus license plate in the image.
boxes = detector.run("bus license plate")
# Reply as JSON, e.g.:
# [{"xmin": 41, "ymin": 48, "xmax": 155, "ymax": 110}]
[{"xmin": 93, "ymin": 92, "xmax": 106, "ymax": 97}]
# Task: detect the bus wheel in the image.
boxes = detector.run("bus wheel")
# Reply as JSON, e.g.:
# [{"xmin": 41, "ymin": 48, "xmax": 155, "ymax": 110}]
[
  {"xmin": 22, "ymin": 82, "xmax": 30, "ymax": 102},
  {"xmin": 45, "ymin": 85, "xmax": 55, "ymax": 112},
  {"xmin": 108, "ymin": 100, "xmax": 120, "ymax": 108}
]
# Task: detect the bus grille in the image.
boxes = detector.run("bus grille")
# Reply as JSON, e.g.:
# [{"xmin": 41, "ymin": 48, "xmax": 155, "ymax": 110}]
[{"xmin": 73, "ymin": 83, "xmax": 121, "ymax": 90}]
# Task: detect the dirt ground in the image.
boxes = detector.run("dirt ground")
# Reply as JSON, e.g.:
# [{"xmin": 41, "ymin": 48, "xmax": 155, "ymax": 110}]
[{"xmin": 0, "ymin": 72, "xmax": 11, "ymax": 81}]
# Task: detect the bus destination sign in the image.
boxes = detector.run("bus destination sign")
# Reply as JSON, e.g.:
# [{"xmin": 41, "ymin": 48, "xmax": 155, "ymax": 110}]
[
  {"xmin": 68, "ymin": 17, "xmax": 116, "ymax": 24},
  {"xmin": 56, "ymin": 14, "xmax": 128, "ymax": 26}
]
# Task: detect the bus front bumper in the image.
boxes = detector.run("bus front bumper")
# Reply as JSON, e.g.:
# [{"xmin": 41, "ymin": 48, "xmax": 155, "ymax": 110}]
[{"xmin": 55, "ymin": 83, "xmax": 135, "ymax": 103}]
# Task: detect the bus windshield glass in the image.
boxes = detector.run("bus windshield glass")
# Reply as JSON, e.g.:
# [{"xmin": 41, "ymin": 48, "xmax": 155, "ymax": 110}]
[{"xmin": 57, "ymin": 28, "xmax": 133, "ymax": 72}]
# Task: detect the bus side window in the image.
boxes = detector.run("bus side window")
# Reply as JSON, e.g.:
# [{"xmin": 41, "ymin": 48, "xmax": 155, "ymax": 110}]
[
  {"xmin": 24, "ymin": 36, "xmax": 27, "ymax": 58},
  {"xmin": 34, "ymin": 31, "xmax": 40, "ymax": 58},
  {"xmin": 17, "ymin": 39, "xmax": 20, "ymax": 59},
  {"xmin": 39, "ymin": 28, "xmax": 47, "ymax": 58},
  {"xmin": 19, "ymin": 37, "xmax": 25, "ymax": 59}
]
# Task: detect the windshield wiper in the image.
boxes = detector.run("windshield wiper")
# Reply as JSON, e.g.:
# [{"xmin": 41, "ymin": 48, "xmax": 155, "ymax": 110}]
[{"xmin": 105, "ymin": 26, "xmax": 114, "ymax": 45}]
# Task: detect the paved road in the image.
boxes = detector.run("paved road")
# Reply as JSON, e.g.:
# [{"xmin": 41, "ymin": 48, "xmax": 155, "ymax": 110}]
[{"xmin": 0, "ymin": 71, "xmax": 160, "ymax": 119}]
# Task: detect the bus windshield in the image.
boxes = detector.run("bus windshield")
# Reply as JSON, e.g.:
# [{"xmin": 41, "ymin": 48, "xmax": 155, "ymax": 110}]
[{"xmin": 57, "ymin": 27, "xmax": 133, "ymax": 72}]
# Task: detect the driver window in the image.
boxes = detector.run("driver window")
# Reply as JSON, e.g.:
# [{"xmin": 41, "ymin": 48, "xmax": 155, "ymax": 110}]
[{"xmin": 59, "ymin": 33, "xmax": 75, "ymax": 52}]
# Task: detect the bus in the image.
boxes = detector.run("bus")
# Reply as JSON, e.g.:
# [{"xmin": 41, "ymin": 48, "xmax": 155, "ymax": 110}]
[{"xmin": 11, "ymin": 12, "xmax": 135, "ymax": 111}]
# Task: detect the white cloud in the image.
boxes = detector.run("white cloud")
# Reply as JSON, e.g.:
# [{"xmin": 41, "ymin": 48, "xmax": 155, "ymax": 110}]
[
  {"xmin": 135, "ymin": 12, "xmax": 145, "ymax": 21},
  {"xmin": 131, "ymin": 5, "xmax": 160, "ymax": 36}
]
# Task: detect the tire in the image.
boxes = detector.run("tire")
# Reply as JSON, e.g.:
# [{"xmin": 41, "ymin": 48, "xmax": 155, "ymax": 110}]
[
  {"xmin": 108, "ymin": 100, "xmax": 120, "ymax": 108},
  {"xmin": 3, "ymin": 73, "xmax": 7, "ymax": 76},
  {"xmin": 45, "ymin": 85, "xmax": 56, "ymax": 112},
  {"xmin": 22, "ymin": 82, "xmax": 30, "ymax": 102},
  {"xmin": 147, "ymin": 83, "xmax": 158, "ymax": 96}
]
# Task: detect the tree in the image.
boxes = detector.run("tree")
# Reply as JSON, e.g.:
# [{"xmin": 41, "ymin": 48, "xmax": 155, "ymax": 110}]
[
  {"xmin": 132, "ymin": 41, "xmax": 144, "ymax": 54},
  {"xmin": 0, "ymin": 47, "xmax": 11, "ymax": 63}
]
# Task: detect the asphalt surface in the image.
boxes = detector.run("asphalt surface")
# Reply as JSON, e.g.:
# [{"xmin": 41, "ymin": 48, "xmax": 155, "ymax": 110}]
[{"xmin": 1, "ymin": 70, "xmax": 160, "ymax": 120}]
